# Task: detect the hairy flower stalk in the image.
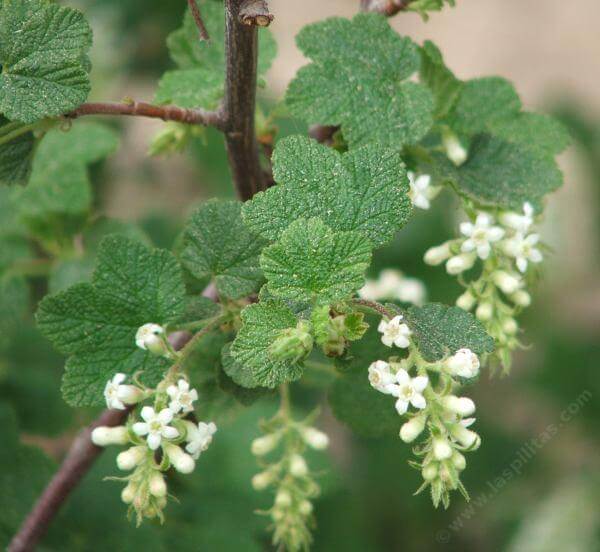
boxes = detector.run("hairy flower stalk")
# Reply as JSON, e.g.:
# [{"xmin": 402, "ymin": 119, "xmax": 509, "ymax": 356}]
[{"xmin": 424, "ymin": 203, "xmax": 544, "ymax": 372}]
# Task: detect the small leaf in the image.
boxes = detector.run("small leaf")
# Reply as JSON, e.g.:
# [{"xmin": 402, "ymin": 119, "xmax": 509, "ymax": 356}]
[
  {"xmin": 219, "ymin": 344, "xmax": 272, "ymax": 405},
  {"xmin": 286, "ymin": 13, "xmax": 433, "ymax": 148},
  {"xmin": 260, "ymin": 218, "xmax": 371, "ymax": 304},
  {"xmin": 37, "ymin": 236, "xmax": 186, "ymax": 406},
  {"xmin": 0, "ymin": 0, "xmax": 92, "ymax": 122},
  {"xmin": 230, "ymin": 300, "xmax": 304, "ymax": 388},
  {"xmin": 242, "ymin": 135, "xmax": 411, "ymax": 247},
  {"xmin": 181, "ymin": 199, "xmax": 267, "ymax": 299},
  {"xmin": 405, "ymin": 302, "xmax": 494, "ymax": 362}
]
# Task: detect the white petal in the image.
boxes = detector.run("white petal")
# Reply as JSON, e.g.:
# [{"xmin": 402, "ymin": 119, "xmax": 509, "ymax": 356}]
[
  {"xmin": 517, "ymin": 257, "xmax": 528, "ymax": 273},
  {"xmin": 411, "ymin": 376, "xmax": 429, "ymax": 392},
  {"xmin": 526, "ymin": 233, "xmax": 540, "ymax": 245},
  {"xmin": 394, "ymin": 335, "xmax": 410, "ymax": 348},
  {"xmin": 158, "ymin": 408, "xmax": 174, "ymax": 425},
  {"xmin": 113, "ymin": 373, "xmax": 126, "ymax": 384},
  {"xmin": 395, "ymin": 399, "xmax": 409, "ymax": 415},
  {"xmin": 396, "ymin": 369, "xmax": 410, "ymax": 385},
  {"xmin": 169, "ymin": 400, "xmax": 182, "ymax": 414},
  {"xmin": 414, "ymin": 195, "xmax": 430, "ymax": 210},
  {"xmin": 476, "ymin": 213, "xmax": 492, "ymax": 227},
  {"xmin": 461, "ymin": 417, "xmax": 476, "ymax": 427},
  {"xmin": 189, "ymin": 389, "xmax": 199, "ymax": 401},
  {"xmin": 523, "ymin": 202, "xmax": 534, "ymax": 217},
  {"xmin": 461, "ymin": 239, "xmax": 476, "ymax": 253},
  {"xmin": 381, "ymin": 335, "xmax": 394, "ymax": 347},
  {"xmin": 178, "ymin": 379, "xmax": 189, "ymax": 392},
  {"xmin": 140, "ymin": 406, "xmax": 155, "ymax": 422},
  {"xmin": 147, "ymin": 433, "xmax": 162, "ymax": 450},
  {"xmin": 416, "ymin": 175, "xmax": 431, "ymax": 189},
  {"xmin": 459, "ymin": 222, "xmax": 474, "ymax": 236},
  {"xmin": 487, "ymin": 227, "xmax": 505, "ymax": 241},
  {"xmin": 132, "ymin": 422, "xmax": 148, "ymax": 436},
  {"xmin": 530, "ymin": 249, "xmax": 543, "ymax": 263},
  {"xmin": 162, "ymin": 426, "xmax": 179, "ymax": 440},
  {"xmin": 410, "ymin": 393, "xmax": 427, "ymax": 409},
  {"xmin": 477, "ymin": 242, "xmax": 491, "ymax": 259},
  {"xmin": 377, "ymin": 319, "xmax": 388, "ymax": 332},
  {"xmin": 166, "ymin": 385, "xmax": 178, "ymax": 398}
]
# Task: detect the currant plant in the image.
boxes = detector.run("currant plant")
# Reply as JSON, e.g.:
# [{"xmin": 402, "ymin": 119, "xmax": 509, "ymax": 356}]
[{"xmin": 1, "ymin": 0, "xmax": 570, "ymax": 550}]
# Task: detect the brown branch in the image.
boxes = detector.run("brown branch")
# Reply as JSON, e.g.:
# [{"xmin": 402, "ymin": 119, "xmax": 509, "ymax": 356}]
[
  {"xmin": 188, "ymin": 0, "xmax": 210, "ymax": 41},
  {"xmin": 222, "ymin": 0, "xmax": 268, "ymax": 201},
  {"xmin": 360, "ymin": 0, "xmax": 411, "ymax": 15},
  {"xmin": 239, "ymin": 0, "xmax": 274, "ymax": 27},
  {"xmin": 66, "ymin": 101, "xmax": 225, "ymax": 130}
]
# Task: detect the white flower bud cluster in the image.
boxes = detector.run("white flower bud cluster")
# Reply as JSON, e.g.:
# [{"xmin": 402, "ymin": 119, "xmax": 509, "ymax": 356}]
[
  {"xmin": 358, "ymin": 269, "xmax": 426, "ymax": 306},
  {"xmin": 424, "ymin": 202, "xmax": 544, "ymax": 372},
  {"xmin": 93, "ymin": 372, "xmax": 216, "ymax": 523},
  {"xmin": 250, "ymin": 412, "xmax": 328, "ymax": 552},
  {"xmin": 367, "ymin": 329, "xmax": 482, "ymax": 507}
]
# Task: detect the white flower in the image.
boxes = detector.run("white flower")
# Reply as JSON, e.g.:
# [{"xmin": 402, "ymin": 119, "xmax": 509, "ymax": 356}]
[
  {"xmin": 446, "ymin": 252, "xmax": 477, "ymax": 275},
  {"xmin": 392, "ymin": 369, "xmax": 428, "ymax": 414},
  {"xmin": 460, "ymin": 213, "xmax": 505, "ymax": 259},
  {"xmin": 499, "ymin": 202, "xmax": 534, "ymax": 233},
  {"xmin": 359, "ymin": 270, "xmax": 426, "ymax": 306},
  {"xmin": 91, "ymin": 425, "xmax": 130, "ymax": 447},
  {"xmin": 492, "ymin": 270, "xmax": 522, "ymax": 295},
  {"xmin": 167, "ymin": 379, "xmax": 198, "ymax": 414},
  {"xmin": 368, "ymin": 360, "xmax": 397, "ymax": 394},
  {"xmin": 132, "ymin": 406, "xmax": 179, "ymax": 450},
  {"xmin": 502, "ymin": 233, "xmax": 543, "ymax": 273},
  {"xmin": 184, "ymin": 421, "xmax": 217, "ymax": 459},
  {"xmin": 135, "ymin": 323, "xmax": 166, "ymax": 353},
  {"xmin": 378, "ymin": 315, "xmax": 411, "ymax": 348},
  {"xmin": 396, "ymin": 277, "xmax": 426, "ymax": 306},
  {"xmin": 407, "ymin": 171, "xmax": 439, "ymax": 210},
  {"xmin": 445, "ymin": 348, "xmax": 480, "ymax": 378},
  {"xmin": 103, "ymin": 373, "xmax": 143, "ymax": 410}
]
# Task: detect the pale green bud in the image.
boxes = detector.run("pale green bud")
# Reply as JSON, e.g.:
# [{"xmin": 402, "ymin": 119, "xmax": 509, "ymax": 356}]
[
  {"xmin": 456, "ymin": 290, "xmax": 476, "ymax": 311},
  {"xmin": 269, "ymin": 321, "xmax": 313, "ymax": 363}
]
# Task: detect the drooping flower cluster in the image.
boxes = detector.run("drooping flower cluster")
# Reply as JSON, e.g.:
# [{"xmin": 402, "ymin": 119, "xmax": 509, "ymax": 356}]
[
  {"xmin": 251, "ymin": 408, "xmax": 329, "ymax": 551},
  {"xmin": 359, "ymin": 269, "xmax": 426, "ymax": 306},
  {"xmin": 367, "ymin": 315, "xmax": 481, "ymax": 507},
  {"xmin": 91, "ymin": 323, "xmax": 216, "ymax": 524},
  {"xmin": 424, "ymin": 203, "xmax": 543, "ymax": 371}
]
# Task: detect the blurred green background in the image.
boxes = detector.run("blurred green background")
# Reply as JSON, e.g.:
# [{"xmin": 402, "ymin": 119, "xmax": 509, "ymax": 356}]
[{"xmin": 1, "ymin": 0, "xmax": 599, "ymax": 550}]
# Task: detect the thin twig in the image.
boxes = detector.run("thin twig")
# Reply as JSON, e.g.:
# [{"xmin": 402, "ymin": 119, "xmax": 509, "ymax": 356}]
[
  {"xmin": 222, "ymin": 0, "xmax": 268, "ymax": 200},
  {"xmin": 239, "ymin": 0, "xmax": 274, "ymax": 27},
  {"xmin": 188, "ymin": 0, "xmax": 210, "ymax": 41},
  {"xmin": 352, "ymin": 298, "xmax": 395, "ymax": 319},
  {"xmin": 65, "ymin": 101, "xmax": 225, "ymax": 130}
]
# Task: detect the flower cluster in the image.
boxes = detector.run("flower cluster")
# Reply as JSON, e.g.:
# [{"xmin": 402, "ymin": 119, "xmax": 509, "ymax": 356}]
[
  {"xmin": 424, "ymin": 203, "xmax": 543, "ymax": 371},
  {"xmin": 251, "ymin": 409, "xmax": 329, "ymax": 551},
  {"xmin": 359, "ymin": 269, "xmax": 426, "ymax": 306},
  {"xmin": 408, "ymin": 171, "xmax": 440, "ymax": 211},
  {"xmin": 91, "ymin": 323, "xmax": 216, "ymax": 524},
  {"xmin": 368, "ymin": 315, "xmax": 481, "ymax": 507}
]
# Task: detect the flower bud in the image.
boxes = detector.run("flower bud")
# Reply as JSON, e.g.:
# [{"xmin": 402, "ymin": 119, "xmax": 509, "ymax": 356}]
[
  {"xmin": 432, "ymin": 437, "xmax": 453, "ymax": 460},
  {"xmin": 135, "ymin": 323, "xmax": 167, "ymax": 356},
  {"xmin": 502, "ymin": 318, "xmax": 518, "ymax": 335},
  {"xmin": 271, "ymin": 508, "xmax": 285, "ymax": 522},
  {"xmin": 116, "ymin": 446, "xmax": 146, "ymax": 470},
  {"xmin": 422, "ymin": 463, "xmax": 438, "ymax": 481},
  {"xmin": 116, "ymin": 385, "xmax": 144, "ymax": 405},
  {"xmin": 252, "ymin": 470, "xmax": 275, "ymax": 491},
  {"xmin": 492, "ymin": 271, "xmax": 522, "ymax": 295},
  {"xmin": 511, "ymin": 289, "xmax": 531, "ymax": 307},
  {"xmin": 446, "ymin": 253, "xmax": 476, "ymax": 275},
  {"xmin": 450, "ymin": 424, "xmax": 481, "ymax": 449},
  {"xmin": 91, "ymin": 425, "xmax": 129, "ymax": 447},
  {"xmin": 301, "ymin": 427, "xmax": 329, "ymax": 450},
  {"xmin": 298, "ymin": 500, "xmax": 313, "ymax": 516},
  {"xmin": 456, "ymin": 290, "xmax": 476, "ymax": 311},
  {"xmin": 275, "ymin": 490, "xmax": 292, "ymax": 508},
  {"xmin": 476, "ymin": 302, "xmax": 493, "ymax": 322},
  {"xmin": 424, "ymin": 243, "xmax": 452, "ymax": 266},
  {"xmin": 451, "ymin": 451, "xmax": 466, "ymax": 471},
  {"xmin": 164, "ymin": 443, "xmax": 195, "ymax": 474},
  {"xmin": 121, "ymin": 482, "xmax": 136, "ymax": 504},
  {"xmin": 399, "ymin": 414, "xmax": 427, "ymax": 443},
  {"xmin": 445, "ymin": 348, "xmax": 480, "ymax": 379},
  {"xmin": 251, "ymin": 434, "xmax": 279, "ymax": 456},
  {"xmin": 269, "ymin": 320, "xmax": 313, "ymax": 363},
  {"xmin": 289, "ymin": 454, "xmax": 308, "ymax": 477},
  {"xmin": 149, "ymin": 472, "xmax": 167, "ymax": 497},
  {"xmin": 443, "ymin": 132, "xmax": 468, "ymax": 166},
  {"xmin": 442, "ymin": 396, "xmax": 476, "ymax": 417}
]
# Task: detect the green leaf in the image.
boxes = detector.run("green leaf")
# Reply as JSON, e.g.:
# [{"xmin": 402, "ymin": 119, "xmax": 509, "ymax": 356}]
[
  {"xmin": 37, "ymin": 236, "xmax": 186, "ymax": 406},
  {"xmin": 242, "ymin": 135, "xmax": 411, "ymax": 247},
  {"xmin": 419, "ymin": 41, "xmax": 463, "ymax": 118},
  {"xmin": 425, "ymin": 134, "xmax": 564, "ymax": 209},
  {"xmin": 286, "ymin": 13, "xmax": 433, "ymax": 148},
  {"xmin": 407, "ymin": 0, "xmax": 456, "ymax": 19},
  {"xmin": 13, "ymin": 122, "xmax": 119, "ymax": 240},
  {"xmin": 0, "ymin": 0, "xmax": 92, "ymax": 123},
  {"xmin": 405, "ymin": 302, "xmax": 494, "ymax": 362},
  {"xmin": 329, "ymin": 317, "xmax": 399, "ymax": 437},
  {"xmin": 446, "ymin": 77, "xmax": 522, "ymax": 137},
  {"xmin": 0, "ymin": 275, "xmax": 29, "ymax": 348},
  {"xmin": 219, "ymin": 343, "xmax": 272, "ymax": 405},
  {"xmin": 0, "ymin": 118, "xmax": 35, "ymax": 185},
  {"xmin": 181, "ymin": 200, "xmax": 267, "ymax": 299},
  {"xmin": 260, "ymin": 218, "xmax": 371, "ymax": 304},
  {"xmin": 156, "ymin": 1, "xmax": 276, "ymax": 109},
  {"xmin": 230, "ymin": 300, "xmax": 304, "ymax": 388}
]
